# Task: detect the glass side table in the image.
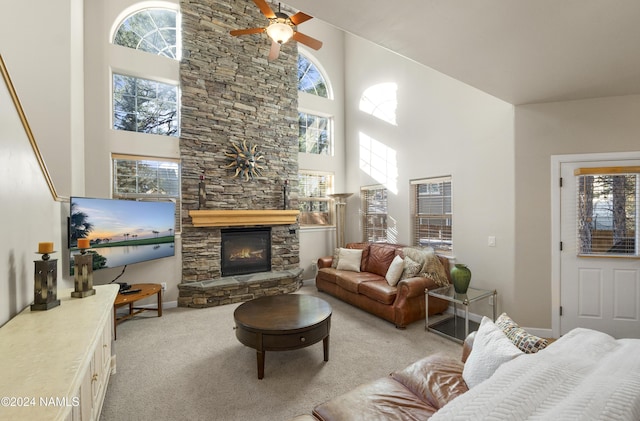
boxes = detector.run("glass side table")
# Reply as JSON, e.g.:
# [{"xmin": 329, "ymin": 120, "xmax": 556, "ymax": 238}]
[{"xmin": 425, "ymin": 285, "xmax": 497, "ymax": 343}]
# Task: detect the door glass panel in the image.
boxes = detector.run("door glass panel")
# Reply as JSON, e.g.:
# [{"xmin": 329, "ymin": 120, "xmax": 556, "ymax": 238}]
[{"xmin": 576, "ymin": 173, "xmax": 638, "ymax": 256}]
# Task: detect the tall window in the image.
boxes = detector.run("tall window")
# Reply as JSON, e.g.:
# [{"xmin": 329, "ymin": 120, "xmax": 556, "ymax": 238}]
[
  {"xmin": 362, "ymin": 185, "xmax": 388, "ymax": 242},
  {"xmin": 299, "ymin": 171, "xmax": 334, "ymax": 226},
  {"xmin": 112, "ymin": 154, "xmax": 181, "ymax": 232},
  {"xmin": 298, "ymin": 52, "xmax": 333, "ymax": 156},
  {"xmin": 299, "ymin": 112, "xmax": 331, "ymax": 155},
  {"xmin": 576, "ymin": 168, "xmax": 638, "ymax": 256},
  {"xmin": 411, "ymin": 176, "xmax": 453, "ymax": 253},
  {"xmin": 113, "ymin": 8, "xmax": 180, "ymax": 59},
  {"xmin": 113, "ymin": 74, "xmax": 179, "ymax": 136}
]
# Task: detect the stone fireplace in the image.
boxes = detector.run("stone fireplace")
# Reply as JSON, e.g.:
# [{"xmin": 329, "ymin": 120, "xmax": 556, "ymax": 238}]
[
  {"xmin": 221, "ymin": 227, "xmax": 271, "ymax": 276},
  {"xmin": 177, "ymin": 0, "xmax": 303, "ymax": 308}
]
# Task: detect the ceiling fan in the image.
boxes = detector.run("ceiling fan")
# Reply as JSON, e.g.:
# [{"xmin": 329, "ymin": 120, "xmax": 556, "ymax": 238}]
[{"xmin": 230, "ymin": 0, "xmax": 323, "ymax": 61}]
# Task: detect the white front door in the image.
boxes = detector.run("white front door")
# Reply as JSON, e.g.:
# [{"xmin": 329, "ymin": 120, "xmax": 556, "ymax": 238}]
[{"xmin": 559, "ymin": 159, "xmax": 640, "ymax": 338}]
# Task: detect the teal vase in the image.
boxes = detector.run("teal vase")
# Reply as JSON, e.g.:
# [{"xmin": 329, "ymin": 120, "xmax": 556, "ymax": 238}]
[{"xmin": 451, "ymin": 264, "xmax": 471, "ymax": 294}]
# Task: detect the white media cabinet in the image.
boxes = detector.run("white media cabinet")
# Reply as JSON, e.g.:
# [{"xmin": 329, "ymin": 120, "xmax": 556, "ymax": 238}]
[{"xmin": 0, "ymin": 284, "xmax": 118, "ymax": 420}]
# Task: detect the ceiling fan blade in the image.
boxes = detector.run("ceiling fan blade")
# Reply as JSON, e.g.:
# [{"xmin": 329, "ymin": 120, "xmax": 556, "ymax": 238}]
[
  {"xmin": 230, "ymin": 27, "xmax": 266, "ymax": 36},
  {"xmin": 292, "ymin": 32, "xmax": 323, "ymax": 50},
  {"xmin": 268, "ymin": 41, "xmax": 281, "ymax": 61},
  {"xmin": 290, "ymin": 12, "xmax": 313, "ymax": 26},
  {"xmin": 253, "ymin": 0, "xmax": 276, "ymax": 19}
]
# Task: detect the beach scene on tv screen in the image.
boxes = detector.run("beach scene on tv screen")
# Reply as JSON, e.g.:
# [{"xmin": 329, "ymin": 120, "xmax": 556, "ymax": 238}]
[{"xmin": 70, "ymin": 197, "xmax": 175, "ymax": 272}]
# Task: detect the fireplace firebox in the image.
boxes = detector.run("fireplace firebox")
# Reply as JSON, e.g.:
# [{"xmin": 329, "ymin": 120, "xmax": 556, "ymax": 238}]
[{"xmin": 221, "ymin": 227, "xmax": 272, "ymax": 276}]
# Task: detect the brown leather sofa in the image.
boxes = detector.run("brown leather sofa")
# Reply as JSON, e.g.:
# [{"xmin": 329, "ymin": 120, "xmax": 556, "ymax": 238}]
[
  {"xmin": 315, "ymin": 242, "xmax": 450, "ymax": 328},
  {"xmin": 293, "ymin": 334, "xmax": 474, "ymax": 421}
]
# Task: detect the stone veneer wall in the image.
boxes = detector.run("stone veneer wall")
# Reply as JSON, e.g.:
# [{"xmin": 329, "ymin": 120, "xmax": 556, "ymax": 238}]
[{"xmin": 179, "ymin": 0, "xmax": 300, "ymax": 294}]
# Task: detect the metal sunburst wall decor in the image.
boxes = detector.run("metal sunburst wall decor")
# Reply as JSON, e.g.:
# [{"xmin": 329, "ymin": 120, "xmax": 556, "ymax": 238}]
[{"xmin": 225, "ymin": 140, "xmax": 265, "ymax": 181}]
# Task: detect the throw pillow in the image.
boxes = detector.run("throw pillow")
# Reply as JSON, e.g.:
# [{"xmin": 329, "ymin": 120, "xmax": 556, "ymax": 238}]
[
  {"xmin": 335, "ymin": 248, "xmax": 363, "ymax": 272},
  {"xmin": 400, "ymin": 256, "xmax": 422, "ymax": 280},
  {"xmin": 401, "ymin": 246, "xmax": 435, "ymax": 266},
  {"xmin": 462, "ymin": 317, "xmax": 522, "ymax": 388},
  {"xmin": 495, "ymin": 313, "xmax": 549, "ymax": 354},
  {"xmin": 385, "ymin": 255, "xmax": 405, "ymax": 286}
]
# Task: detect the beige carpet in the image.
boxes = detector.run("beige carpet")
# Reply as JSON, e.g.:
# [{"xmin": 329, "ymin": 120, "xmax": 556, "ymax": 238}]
[{"xmin": 100, "ymin": 283, "xmax": 462, "ymax": 421}]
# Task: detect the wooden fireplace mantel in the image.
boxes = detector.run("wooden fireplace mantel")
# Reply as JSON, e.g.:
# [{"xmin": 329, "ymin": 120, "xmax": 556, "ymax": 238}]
[{"xmin": 188, "ymin": 209, "xmax": 300, "ymax": 227}]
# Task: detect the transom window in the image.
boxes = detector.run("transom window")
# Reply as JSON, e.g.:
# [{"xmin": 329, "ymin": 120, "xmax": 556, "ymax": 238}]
[
  {"xmin": 113, "ymin": 8, "xmax": 180, "ymax": 59},
  {"xmin": 113, "ymin": 73, "xmax": 179, "ymax": 137},
  {"xmin": 362, "ymin": 185, "xmax": 388, "ymax": 242},
  {"xmin": 299, "ymin": 112, "xmax": 331, "ymax": 155},
  {"xmin": 411, "ymin": 176, "xmax": 453, "ymax": 253},
  {"xmin": 298, "ymin": 53, "xmax": 328, "ymax": 97},
  {"xmin": 299, "ymin": 171, "xmax": 334, "ymax": 226},
  {"xmin": 112, "ymin": 154, "xmax": 181, "ymax": 231},
  {"xmin": 576, "ymin": 167, "xmax": 638, "ymax": 256}
]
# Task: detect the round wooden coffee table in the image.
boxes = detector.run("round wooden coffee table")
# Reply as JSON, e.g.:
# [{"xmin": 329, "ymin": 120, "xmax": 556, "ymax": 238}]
[{"xmin": 233, "ymin": 294, "xmax": 332, "ymax": 379}]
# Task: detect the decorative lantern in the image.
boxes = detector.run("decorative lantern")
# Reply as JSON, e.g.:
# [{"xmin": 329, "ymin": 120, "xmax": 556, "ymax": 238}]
[
  {"xmin": 31, "ymin": 242, "xmax": 61, "ymax": 311},
  {"xmin": 72, "ymin": 238, "xmax": 96, "ymax": 298}
]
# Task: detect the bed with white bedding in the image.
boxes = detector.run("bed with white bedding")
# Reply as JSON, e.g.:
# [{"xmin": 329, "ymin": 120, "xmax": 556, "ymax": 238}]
[{"xmin": 431, "ymin": 327, "xmax": 640, "ymax": 420}]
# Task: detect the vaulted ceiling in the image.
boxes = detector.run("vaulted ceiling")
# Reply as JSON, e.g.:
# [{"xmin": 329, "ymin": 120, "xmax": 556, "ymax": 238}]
[{"xmin": 285, "ymin": 0, "xmax": 640, "ymax": 105}]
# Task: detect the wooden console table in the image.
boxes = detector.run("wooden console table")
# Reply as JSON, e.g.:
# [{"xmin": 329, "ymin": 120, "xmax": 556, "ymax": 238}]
[{"xmin": 113, "ymin": 283, "xmax": 162, "ymax": 339}]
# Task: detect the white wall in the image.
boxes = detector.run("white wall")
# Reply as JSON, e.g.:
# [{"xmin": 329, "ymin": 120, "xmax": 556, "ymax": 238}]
[
  {"xmin": 0, "ymin": 0, "xmax": 82, "ymax": 199},
  {"xmin": 514, "ymin": 95, "xmax": 640, "ymax": 329},
  {"xmin": 0, "ymin": 0, "xmax": 82, "ymax": 325},
  {"xmin": 0, "ymin": 65, "xmax": 67, "ymax": 326},
  {"xmin": 342, "ymin": 34, "xmax": 515, "ymax": 318}
]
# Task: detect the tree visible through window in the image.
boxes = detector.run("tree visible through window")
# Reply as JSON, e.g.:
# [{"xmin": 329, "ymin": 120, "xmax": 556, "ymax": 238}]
[
  {"xmin": 576, "ymin": 169, "xmax": 638, "ymax": 256},
  {"xmin": 113, "ymin": 74, "xmax": 179, "ymax": 136},
  {"xmin": 113, "ymin": 8, "xmax": 179, "ymax": 59},
  {"xmin": 299, "ymin": 112, "xmax": 330, "ymax": 154},
  {"xmin": 298, "ymin": 54, "xmax": 328, "ymax": 97}
]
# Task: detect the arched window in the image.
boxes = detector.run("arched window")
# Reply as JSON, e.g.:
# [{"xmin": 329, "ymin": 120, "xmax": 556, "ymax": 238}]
[
  {"xmin": 298, "ymin": 53, "xmax": 329, "ymax": 98},
  {"xmin": 113, "ymin": 8, "xmax": 179, "ymax": 59}
]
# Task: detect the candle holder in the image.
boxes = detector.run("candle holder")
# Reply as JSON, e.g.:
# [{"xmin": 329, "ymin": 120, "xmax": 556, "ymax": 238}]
[
  {"xmin": 31, "ymin": 253, "xmax": 61, "ymax": 311},
  {"xmin": 72, "ymin": 248, "xmax": 96, "ymax": 298}
]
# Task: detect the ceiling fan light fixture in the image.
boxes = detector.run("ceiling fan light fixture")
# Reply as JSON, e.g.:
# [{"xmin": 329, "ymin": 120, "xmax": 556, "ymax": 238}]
[{"xmin": 266, "ymin": 20, "xmax": 294, "ymax": 44}]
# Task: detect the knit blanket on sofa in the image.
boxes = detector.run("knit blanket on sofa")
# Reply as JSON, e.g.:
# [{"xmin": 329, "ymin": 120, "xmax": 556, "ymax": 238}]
[{"xmin": 431, "ymin": 328, "xmax": 640, "ymax": 420}]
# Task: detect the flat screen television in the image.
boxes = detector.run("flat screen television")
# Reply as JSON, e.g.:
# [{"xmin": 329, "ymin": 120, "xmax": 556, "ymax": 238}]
[{"xmin": 69, "ymin": 197, "xmax": 176, "ymax": 274}]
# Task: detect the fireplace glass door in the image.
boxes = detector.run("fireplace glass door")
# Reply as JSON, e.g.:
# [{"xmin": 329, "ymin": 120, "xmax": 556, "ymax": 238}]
[{"xmin": 221, "ymin": 227, "xmax": 271, "ymax": 276}]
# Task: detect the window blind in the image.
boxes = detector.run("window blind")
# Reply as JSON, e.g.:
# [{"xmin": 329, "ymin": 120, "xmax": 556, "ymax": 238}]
[
  {"xmin": 361, "ymin": 185, "xmax": 388, "ymax": 242},
  {"xmin": 298, "ymin": 171, "xmax": 333, "ymax": 226},
  {"xmin": 411, "ymin": 176, "xmax": 453, "ymax": 253},
  {"xmin": 112, "ymin": 154, "xmax": 182, "ymax": 232}
]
